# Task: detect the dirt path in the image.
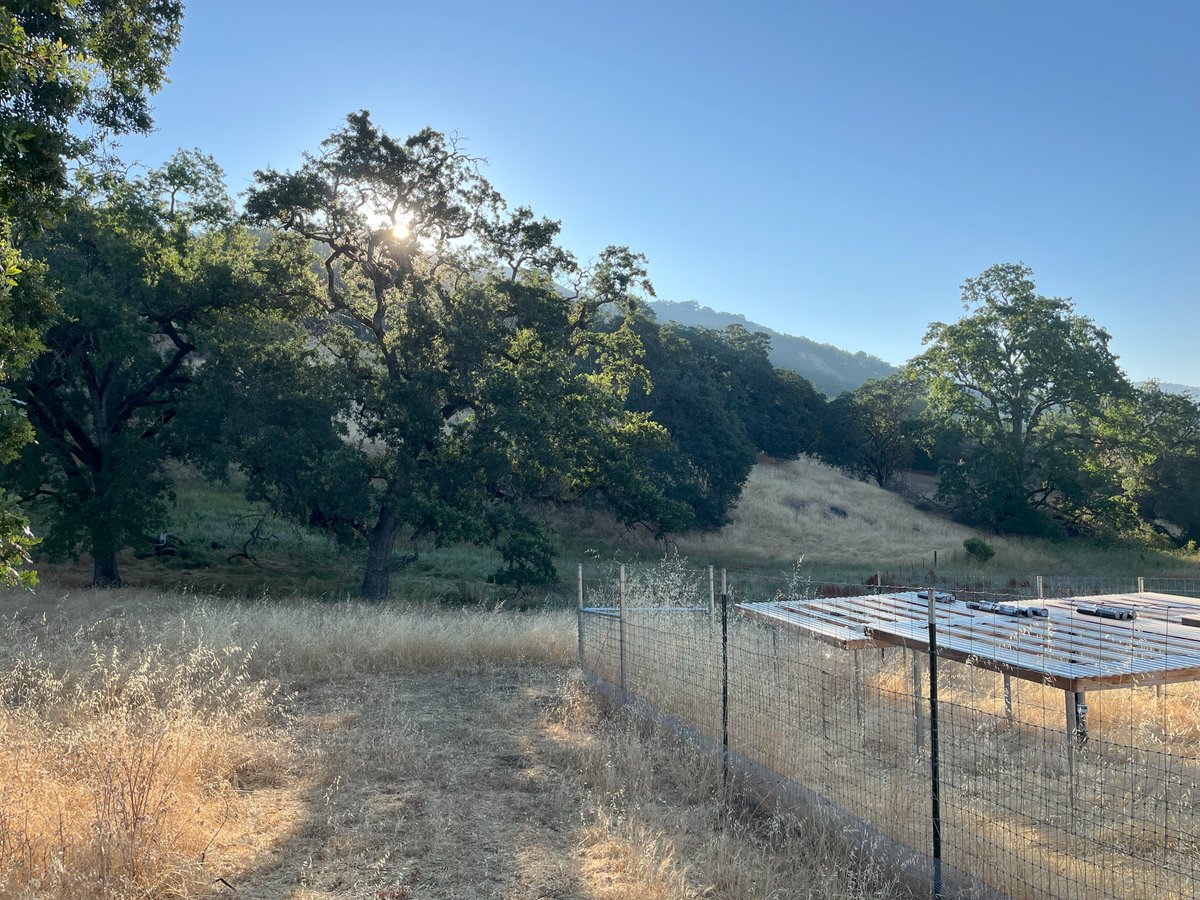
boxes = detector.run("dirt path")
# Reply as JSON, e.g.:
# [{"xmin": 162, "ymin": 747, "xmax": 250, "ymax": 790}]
[{"xmin": 226, "ymin": 668, "xmax": 594, "ymax": 899}]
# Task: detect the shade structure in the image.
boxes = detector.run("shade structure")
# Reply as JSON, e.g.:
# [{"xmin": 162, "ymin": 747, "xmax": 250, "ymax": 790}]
[{"xmin": 738, "ymin": 591, "xmax": 1200, "ymax": 692}]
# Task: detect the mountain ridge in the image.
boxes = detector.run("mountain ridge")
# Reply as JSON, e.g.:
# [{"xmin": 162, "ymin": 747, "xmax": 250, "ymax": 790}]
[
  {"xmin": 647, "ymin": 299, "xmax": 897, "ymax": 396},
  {"xmin": 647, "ymin": 300, "xmax": 1200, "ymax": 400}
]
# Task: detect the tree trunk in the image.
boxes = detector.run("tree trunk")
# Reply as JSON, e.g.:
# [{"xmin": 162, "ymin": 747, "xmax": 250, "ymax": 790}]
[
  {"xmin": 361, "ymin": 505, "xmax": 399, "ymax": 602},
  {"xmin": 93, "ymin": 553, "xmax": 122, "ymax": 588}
]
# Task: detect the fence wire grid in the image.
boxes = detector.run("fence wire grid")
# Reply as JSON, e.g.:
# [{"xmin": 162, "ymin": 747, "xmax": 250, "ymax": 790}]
[{"xmin": 577, "ymin": 562, "xmax": 1200, "ymax": 900}]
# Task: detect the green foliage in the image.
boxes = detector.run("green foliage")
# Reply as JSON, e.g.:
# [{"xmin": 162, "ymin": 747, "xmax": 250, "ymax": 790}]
[
  {"xmin": 0, "ymin": 0, "xmax": 181, "ymax": 585},
  {"xmin": 619, "ymin": 318, "xmax": 828, "ymax": 530},
  {"xmin": 7, "ymin": 156, "xmax": 316, "ymax": 586},
  {"xmin": 1090, "ymin": 383, "xmax": 1200, "ymax": 543},
  {"xmin": 825, "ymin": 374, "xmax": 921, "ymax": 488},
  {"xmin": 962, "ymin": 537, "xmax": 995, "ymax": 563},
  {"xmin": 622, "ymin": 318, "xmax": 756, "ymax": 530},
  {"xmin": 243, "ymin": 112, "xmax": 672, "ymax": 599},
  {"xmin": 0, "ymin": 1, "xmax": 182, "ymax": 224},
  {"xmin": 910, "ymin": 263, "xmax": 1128, "ymax": 534}
]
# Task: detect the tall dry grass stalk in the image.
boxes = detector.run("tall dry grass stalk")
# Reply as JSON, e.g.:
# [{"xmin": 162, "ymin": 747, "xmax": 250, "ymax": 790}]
[{"xmin": 0, "ymin": 633, "xmax": 277, "ymax": 898}]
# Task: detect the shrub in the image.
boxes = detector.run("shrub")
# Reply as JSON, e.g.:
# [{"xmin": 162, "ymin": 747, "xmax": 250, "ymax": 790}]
[{"xmin": 963, "ymin": 537, "xmax": 996, "ymax": 563}]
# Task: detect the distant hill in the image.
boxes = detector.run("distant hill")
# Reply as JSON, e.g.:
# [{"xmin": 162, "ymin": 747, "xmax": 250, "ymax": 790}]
[
  {"xmin": 647, "ymin": 299, "xmax": 896, "ymax": 397},
  {"xmin": 1151, "ymin": 382, "xmax": 1199, "ymax": 398}
]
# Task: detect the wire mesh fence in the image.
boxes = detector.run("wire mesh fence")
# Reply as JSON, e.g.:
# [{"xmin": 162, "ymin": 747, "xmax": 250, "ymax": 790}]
[{"xmin": 577, "ymin": 562, "xmax": 1200, "ymax": 899}]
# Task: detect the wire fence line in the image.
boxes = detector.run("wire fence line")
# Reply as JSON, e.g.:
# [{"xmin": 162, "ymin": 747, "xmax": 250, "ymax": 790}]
[{"xmin": 576, "ymin": 562, "xmax": 1200, "ymax": 900}]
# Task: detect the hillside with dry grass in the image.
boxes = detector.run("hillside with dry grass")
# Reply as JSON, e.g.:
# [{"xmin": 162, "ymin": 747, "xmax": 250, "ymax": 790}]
[
  {"xmin": 675, "ymin": 455, "xmax": 1025, "ymax": 565},
  {"xmin": 667, "ymin": 454, "xmax": 1198, "ymax": 579}
]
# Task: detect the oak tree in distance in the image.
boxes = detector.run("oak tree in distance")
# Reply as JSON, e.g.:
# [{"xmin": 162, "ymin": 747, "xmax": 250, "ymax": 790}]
[{"xmin": 909, "ymin": 262, "xmax": 1127, "ymax": 533}]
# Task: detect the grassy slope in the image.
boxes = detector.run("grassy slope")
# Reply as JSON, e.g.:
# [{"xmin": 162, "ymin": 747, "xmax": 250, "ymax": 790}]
[
  {"xmin": 28, "ymin": 456, "xmax": 1200, "ymax": 600},
  {"xmin": 676, "ymin": 455, "xmax": 1200, "ymax": 579}
]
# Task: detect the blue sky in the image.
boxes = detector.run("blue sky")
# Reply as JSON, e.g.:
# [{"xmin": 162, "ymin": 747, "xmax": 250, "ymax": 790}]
[{"xmin": 122, "ymin": 0, "xmax": 1199, "ymax": 384}]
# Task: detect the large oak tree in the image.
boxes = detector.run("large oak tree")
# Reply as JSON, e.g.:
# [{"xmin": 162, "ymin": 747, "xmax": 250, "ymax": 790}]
[
  {"xmin": 909, "ymin": 263, "xmax": 1127, "ymax": 533},
  {"xmin": 244, "ymin": 112, "xmax": 668, "ymax": 599},
  {"xmin": 0, "ymin": 0, "xmax": 182, "ymax": 584},
  {"xmin": 8, "ymin": 153, "xmax": 315, "ymax": 586}
]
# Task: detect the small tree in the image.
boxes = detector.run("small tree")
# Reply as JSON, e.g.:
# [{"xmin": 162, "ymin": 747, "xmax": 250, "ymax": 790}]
[{"xmin": 844, "ymin": 375, "xmax": 921, "ymax": 488}]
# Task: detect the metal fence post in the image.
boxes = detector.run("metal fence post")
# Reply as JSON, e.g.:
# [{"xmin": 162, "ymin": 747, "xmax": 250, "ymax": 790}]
[
  {"xmin": 721, "ymin": 586, "xmax": 730, "ymax": 793},
  {"xmin": 576, "ymin": 563, "xmax": 585, "ymax": 667},
  {"xmin": 619, "ymin": 563, "xmax": 627, "ymax": 701},
  {"xmin": 927, "ymin": 588, "xmax": 943, "ymax": 900},
  {"xmin": 912, "ymin": 649, "xmax": 924, "ymax": 748},
  {"xmin": 709, "ymin": 564, "xmax": 716, "ymax": 621}
]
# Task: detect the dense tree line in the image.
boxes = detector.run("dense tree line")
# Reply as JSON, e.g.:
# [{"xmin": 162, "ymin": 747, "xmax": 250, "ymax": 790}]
[{"xmin": 616, "ymin": 318, "xmax": 827, "ymax": 531}]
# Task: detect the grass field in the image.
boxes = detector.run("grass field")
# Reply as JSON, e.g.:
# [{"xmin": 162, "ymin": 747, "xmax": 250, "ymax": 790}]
[
  {"xmin": 25, "ymin": 456, "xmax": 1200, "ymax": 603},
  {"xmin": 0, "ymin": 581, "xmax": 904, "ymax": 898}
]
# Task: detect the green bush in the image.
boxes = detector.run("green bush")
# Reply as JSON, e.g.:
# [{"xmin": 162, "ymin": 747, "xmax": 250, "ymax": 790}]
[{"xmin": 963, "ymin": 537, "xmax": 996, "ymax": 563}]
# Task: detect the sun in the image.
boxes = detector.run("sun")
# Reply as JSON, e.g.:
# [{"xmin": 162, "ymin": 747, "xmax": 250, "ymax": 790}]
[{"xmin": 391, "ymin": 221, "xmax": 410, "ymax": 240}]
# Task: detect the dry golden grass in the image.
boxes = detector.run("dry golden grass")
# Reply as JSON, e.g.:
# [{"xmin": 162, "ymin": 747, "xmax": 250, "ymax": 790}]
[
  {"xmin": 0, "ymin": 583, "xmax": 574, "ymax": 898},
  {"xmin": 547, "ymin": 674, "xmax": 903, "ymax": 899},
  {"xmin": 0, "ymin": 580, "xmax": 902, "ymax": 898},
  {"xmin": 0, "ymin": 625, "xmax": 279, "ymax": 898},
  {"xmin": 677, "ymin": 454, "xmax": 1041, "ymax": 567}
]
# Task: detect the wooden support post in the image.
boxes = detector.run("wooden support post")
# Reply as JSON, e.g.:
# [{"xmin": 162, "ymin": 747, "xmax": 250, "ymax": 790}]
[
  {"xmin": 1065, "ymin": 691, "xmax": 1078, "ymax": 821},
  {"xmin": 721, "ymin": 568, "xmax": 728, "ymax": 600},
  {"xmin": 1003, "ymin": 673, "xmax": 1013, "ymax": 724},
  {"xmin": 576, "ymin": 564, "xmax": 585, "ymax": 666},
  {"xmin": 619, "ymin": 564, "xmax": 628, "ymax": 701},
  {"xmin": 1037, "ymin": 575, "xmax": 1045, "ymax": 599},
  {"xmin": 771, "ymin": 628, "xmax": 782, "ymax": 687},
  {"xmin": 1138, "ymin": 575, "xmax": 1146, "ymax": 594},
  {"xmin": 819, "ymin": 669, "xmax": 829, "ymax": 740},
  {"xmin": 876, "ymin": 571, "xmax": 882, "ymax": 593}
]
